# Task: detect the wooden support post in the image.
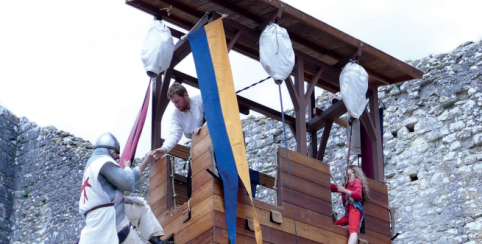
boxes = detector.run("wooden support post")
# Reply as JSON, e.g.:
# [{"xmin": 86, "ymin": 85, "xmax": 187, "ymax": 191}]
[
  {"xmin": 316, "ymin": 120, "xmax": 333, "ymax": 161},
  {"xmin": 359, "ymin": 85, "xmax": 384, "ymax": 181},
  {"xmin": 285, "ymin": 55, "xmax": 323, "ymax": 155},
  {"xmin": 152, "ymin": 75, "xmax": 163, "ymax": 150},
  {"xmin": 368, "ymin": 86, "xmax": 384, "ymax": 181},
  {"xmin": 307, "ymin": 90, "xmax": 317, "ymax": 158},
  {"xmin": 227, "ymin": 30, "xmax": 242, "ymax": 53},
  {"xmin": 154, "ymin": 67, "xmax": 173, "ymax": 124}
]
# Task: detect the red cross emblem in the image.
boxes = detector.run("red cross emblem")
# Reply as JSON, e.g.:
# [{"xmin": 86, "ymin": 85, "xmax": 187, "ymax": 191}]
[{"xmin": 81, "ymin": 177, "xmax": 92, "ymax": 204}]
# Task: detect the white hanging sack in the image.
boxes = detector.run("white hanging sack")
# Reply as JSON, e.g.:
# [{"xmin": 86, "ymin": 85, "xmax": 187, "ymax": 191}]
[
  {"xmin": 340, "ymin": 62, "xmax": 368, "ymax": 119},
  {"xmin": 259, "ymin": 23, "xmax": 295, "ymax": 81},
  {"xmin": 141, "ymin": 20, "xmax": 175, "ymax": 78}
]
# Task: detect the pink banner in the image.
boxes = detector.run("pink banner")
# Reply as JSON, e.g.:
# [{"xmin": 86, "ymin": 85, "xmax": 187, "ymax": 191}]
[{"xmin": 119, "ymin": 81, "xmax": 151, "ymax": 168}]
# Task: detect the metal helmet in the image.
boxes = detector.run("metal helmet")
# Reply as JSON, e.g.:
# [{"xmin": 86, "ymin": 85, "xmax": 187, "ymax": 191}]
[{"xmin": 94, "ymin": 132, "xmax": 120, "ymax": 153}]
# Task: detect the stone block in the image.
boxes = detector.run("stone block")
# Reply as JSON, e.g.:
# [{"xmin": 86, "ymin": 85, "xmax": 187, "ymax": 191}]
[
  {"xmin": 26, "ymin": 128, "xmax": 39, "ymax": 142},
  {"xmin": 0, "ymin": 203, "xmax": 4, "ymax": 218},
  {"xmin": 450, "ymin": 121, "xmax": 465, "ymax": 131},
  {"xmin": 473, "ymin": 133, "xmax": 482, "ymax": 146}
]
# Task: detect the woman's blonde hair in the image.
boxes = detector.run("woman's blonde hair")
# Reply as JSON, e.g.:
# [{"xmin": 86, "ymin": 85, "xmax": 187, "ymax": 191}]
[{"xmin": 347, "ymin": 165, "xmax": 370, "ymax": 201}]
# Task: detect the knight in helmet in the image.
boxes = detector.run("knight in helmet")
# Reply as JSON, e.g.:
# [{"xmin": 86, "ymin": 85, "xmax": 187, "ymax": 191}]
[{"xmin": 78, "ymin": 132, "xmax": 169, "ymax": 244}]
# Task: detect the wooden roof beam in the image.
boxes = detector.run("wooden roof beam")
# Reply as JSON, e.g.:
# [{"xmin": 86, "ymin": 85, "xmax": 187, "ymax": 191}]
[
  {"xmin": 126, "ymin": 0, "xmax": 195, "ymax": 30},
  {"xmin": 205, "ymin": 0, "xmax": 262, "ymax": 22},
  {"xmin": 158, "ymin": 0, "xmax": 205, "ymax": 18},
  {"xmin": 170, "ymin": 14, "xmax": 210, "ymax": 67},
  {"xmin": 129, "ymin": 0, "xmax": 364, "ymax": 90},
  {"xmin": 256, "ymin": 6, "xmax": 283, "ymax": 32},
  {"xmin": 306, "ymin": 100, "xmax": 347, "ymax": 132},
  {"xmin": 335, "ymin": 44, "xmax": 363, "ymax": 69},
  {"xmin": 254, "ymin": 0, "xmax": 423, "ymax": 80}
]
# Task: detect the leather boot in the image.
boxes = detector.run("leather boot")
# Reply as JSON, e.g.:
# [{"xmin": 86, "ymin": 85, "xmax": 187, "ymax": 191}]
[
  {"xmin": 148, "ymin": 236, "xmax": 162, "ymax": 244},
  {"xmin": 149, "ymin": 236, "xmax": 175, "ymax": 244}
]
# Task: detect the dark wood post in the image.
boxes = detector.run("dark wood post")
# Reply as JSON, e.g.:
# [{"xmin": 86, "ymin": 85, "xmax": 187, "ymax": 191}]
[
  {"xmin": 293, "ymin": 56, "xmax": 307, "ymax": 154},
  {"xmin": 285, "ymin": 55, "xmax": 323, "ymax": 155},
  {"xmin": 316, "ymin": 120, "xmax": 333, "ymax": 161},
  {"xmin": 307, "ymin": 91, "xmax": 317, "ymax": 158},
  {"xmin": 368, "ymin": 86, "xmax": 384, "ymax": 181}
]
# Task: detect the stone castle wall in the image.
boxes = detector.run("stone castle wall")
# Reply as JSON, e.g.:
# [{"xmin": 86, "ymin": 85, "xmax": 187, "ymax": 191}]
[
  {"xmin": 0, "ymin": 40, "xmax": 482, "ymax": 243},
  {"xmin": 0, "ymin": 106, "xmax": 149, "ymax": 244},
  {"xmin": 0, "ymin": 108, "xmax": 17, "ymax": 244}
]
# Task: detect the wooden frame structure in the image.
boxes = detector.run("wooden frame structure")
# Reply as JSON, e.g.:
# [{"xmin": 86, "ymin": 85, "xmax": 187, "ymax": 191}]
[{"xmin": 127, "ymin": 0, "xmax": 423, "ymax": 243}]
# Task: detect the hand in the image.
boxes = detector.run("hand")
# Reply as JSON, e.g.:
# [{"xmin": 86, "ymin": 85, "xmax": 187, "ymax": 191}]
[
  {"xmin": 337, "ymin": 185, "xmax": 345, "ymax": 193},
  {"xmin": 192, "ymin": 127, "xmax": 202, "ymax": 135},
  {"xmin": 124, "ymin": 160, "xmax": 131, "ymax": 168},
  {"xmin": 151, "ymin": 148, "xmax": 167, "ymax": 160}
]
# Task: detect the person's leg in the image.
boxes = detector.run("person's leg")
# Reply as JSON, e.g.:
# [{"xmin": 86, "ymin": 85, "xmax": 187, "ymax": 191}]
[
  {"xmin": 333, "ymin": 215, "xmax": 349, "ymax": 226},
  {"xmin": 124, "ymin": 197, "xmax": 164, "ymax": 240},
  {"xmin": 348, "ymin": 233, "xmax": 358, "ymax": 244},
  {"xmin": 347, "ymin": 205, "xmax": 362, "ymax": 244},
  {"xmin": 122, "ymin": 226, "xmax": 144, "ymax": 244}
]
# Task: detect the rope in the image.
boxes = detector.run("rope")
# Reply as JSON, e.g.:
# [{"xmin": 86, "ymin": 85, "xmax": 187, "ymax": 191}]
[
  {"xmin": 170, "ymin": 156, "xmax": 177, "ymax": 207},
  {"xmin": 236, "ymin": 76, "xmax": 271, "ymax": 94},
  {"xmin": 330, "ymin": 174, "xmax": 339, "ymax": 186},
  {"xmin": 275, "ymin": 80, "xmax": 299, "ymax": 244},
  {"xmin": 159, "ymin": 5, "xmax": 172, "ymax": 16},
  {"xmin": 344, "ymin": 118, "xmax": 354, "ymax": 186},
  {"xmin": 379, "ymin": 98, "xmax": 387, "ymax": 109},
  {"xmin": 272, "ymin": 153, "xmax": 278, "ymax": 190},
  {"xmin": 215, "ymin": 11, "xmax": 229, "ymax": 19}
]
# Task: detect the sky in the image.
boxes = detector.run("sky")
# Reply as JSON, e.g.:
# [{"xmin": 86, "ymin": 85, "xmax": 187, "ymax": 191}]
[{"xmin": 1, "ymin": 0, "xmax": 482, "ymax": 158}]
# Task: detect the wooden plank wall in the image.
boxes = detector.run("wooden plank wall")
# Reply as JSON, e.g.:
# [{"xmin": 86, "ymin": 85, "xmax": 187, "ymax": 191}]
[
  {"xmin": 212, "ymin": 148, "xmax": 391, "ymax": 244},
  {"xmin": 363, "ymin": 179, "xmax": 392, "ymax": 243},
  {"xmin": 150, "ymin": 127, "xmax": 216, "ymax": 244},
  {"xmin": 149, "ymin": 127, "xmax": 391, "ymax": 244}
]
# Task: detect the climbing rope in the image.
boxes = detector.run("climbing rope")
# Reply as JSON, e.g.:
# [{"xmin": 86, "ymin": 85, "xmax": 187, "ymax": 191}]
[
  {"xmin": 272, "ymin": 153, "xmax": 278, "ymax": 190},
  {"xmin": 170, "ymin": 156, "xmax": 177, "ymax": 207},
  {"xmin": 344, "ymin": 118, "xmax": 355, "ymax": 186},
  {"xmin": 236, "ymin": 76, "xmax": 271, "ymax": 94},
  {"xmin": 275, "ymin": 79, "xmax": 299, "ymax": 244}
]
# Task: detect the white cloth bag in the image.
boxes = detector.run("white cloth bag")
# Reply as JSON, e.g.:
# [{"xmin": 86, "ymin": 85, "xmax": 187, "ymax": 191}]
[
  {"xmin": 259, "ymin": 23, "xmax": 295, "ymax": 81},
  {"xmin": 340, "ymin": 62, "xmax": 368, "ymax": 119},
  {"xmin": 141, "ymin": 20, "xmax": 175, "ymax": 77}
]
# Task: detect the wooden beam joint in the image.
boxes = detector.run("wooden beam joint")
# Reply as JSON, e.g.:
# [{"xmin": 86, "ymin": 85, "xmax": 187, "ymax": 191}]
[{"xmin": 256, "ymin": 5, "xmax": 284, "ymax": 32}]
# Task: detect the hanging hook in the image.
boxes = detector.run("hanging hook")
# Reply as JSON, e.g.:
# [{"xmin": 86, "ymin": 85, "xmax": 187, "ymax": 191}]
[{"xmin": 159, "ymin": 5, "xmax": 172, "ymax": 16}]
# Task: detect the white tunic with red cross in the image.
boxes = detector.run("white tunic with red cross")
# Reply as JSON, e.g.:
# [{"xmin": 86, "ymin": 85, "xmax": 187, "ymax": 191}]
[{"xmin": 79, "ymin": 156, "xmax": 124, "ymax": 244}]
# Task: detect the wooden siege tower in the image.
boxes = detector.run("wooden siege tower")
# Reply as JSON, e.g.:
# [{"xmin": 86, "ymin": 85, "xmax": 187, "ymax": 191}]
[{"xmin": 126, "ymin": 0, "xmax": 424, "ymax": 243}]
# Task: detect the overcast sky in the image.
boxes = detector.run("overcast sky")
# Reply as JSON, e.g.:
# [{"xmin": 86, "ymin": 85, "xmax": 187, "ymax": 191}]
[{"xmin": 1, "ymin": 0, "xmax": 482, "ymax": 158}]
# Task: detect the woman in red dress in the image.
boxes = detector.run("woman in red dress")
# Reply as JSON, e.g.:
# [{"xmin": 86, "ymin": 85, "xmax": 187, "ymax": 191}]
[{"xmin": 331, "ymin": 165, "xmax": 370, "ymax": 244}]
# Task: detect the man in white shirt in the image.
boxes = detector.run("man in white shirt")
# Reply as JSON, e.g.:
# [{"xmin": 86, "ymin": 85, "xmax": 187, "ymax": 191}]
[{"xmin": 152, "ymin": 83, "xmax": 204, "ymax": 160}]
